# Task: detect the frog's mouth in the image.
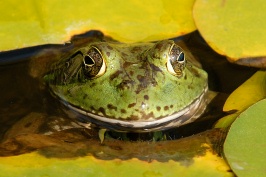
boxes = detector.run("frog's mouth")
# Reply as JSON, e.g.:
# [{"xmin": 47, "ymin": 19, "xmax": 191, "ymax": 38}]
[{"xmin": 61, "ymin": 86, "xmax": 209, "ymax": 132}]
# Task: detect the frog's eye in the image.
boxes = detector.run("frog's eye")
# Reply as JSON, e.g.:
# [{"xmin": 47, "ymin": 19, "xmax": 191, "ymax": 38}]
[
  {"xmin": 166, "ymin": 44, "xmax": 186, "ymax": 77},
  {"xmin": 83, "ymin": 46, "xmax": 106, "ymax": 78}
]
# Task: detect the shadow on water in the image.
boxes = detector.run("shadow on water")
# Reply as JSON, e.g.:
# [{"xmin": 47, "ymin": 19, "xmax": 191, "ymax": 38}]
[{"xmin": 0, "ymin": 31, "xmax": 257, "ymax": 162}]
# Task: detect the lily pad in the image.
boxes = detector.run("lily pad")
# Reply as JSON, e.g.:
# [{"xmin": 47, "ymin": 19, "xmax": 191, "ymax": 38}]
[
  {"xmin": 193, "ymin": 0, "xmax": 266, "ymax": 67},
  {"xmin": 0, "ymin": 0, "xmax": 196, "ymax": 51},
  {"xmin": 224, "ymin": 99, "xmax": 266, "ymax": 177},
  {"xmin": 0, "ymin": 151, "xmax": 231, "ymax": 177},
  {"xmin": 214, "ymin": 70, "xmax": 266, "ymax": 128},
  {"xmin": 0, "ymin": 129, "xmax": 233, "ymax": 177}
]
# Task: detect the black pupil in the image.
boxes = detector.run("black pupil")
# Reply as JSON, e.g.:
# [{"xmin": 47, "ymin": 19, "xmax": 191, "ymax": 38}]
[
  {"xmin": 177, "ymin": 52, "xmax": 184, "ymax": 62},
  {"xmin": 84, "ymin": 56, "xmax": 95, "ymax": 65}
]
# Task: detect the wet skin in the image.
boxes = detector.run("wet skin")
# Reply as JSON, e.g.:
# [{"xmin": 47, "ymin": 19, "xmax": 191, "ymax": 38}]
[{"xmin": 45, "ymin": 40, "xmax": 208, "ymax": 132}]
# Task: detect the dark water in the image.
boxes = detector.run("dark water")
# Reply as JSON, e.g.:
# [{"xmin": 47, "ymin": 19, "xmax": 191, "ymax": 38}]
[
  {"xmin": 0, "ymin": 31, "xmax": 258, "ymax": 158},
  {"xmin": 0, "ymin": 61, "xmax": 36, "ymax": 138}
]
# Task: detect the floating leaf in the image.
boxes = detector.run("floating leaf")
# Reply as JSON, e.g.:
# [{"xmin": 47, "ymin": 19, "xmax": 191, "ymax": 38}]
[
  {"xmin": 224, "ymin": 99, "xmax": 266, "ymax": 177},
  {"xmin": 0, "ymin": 129, "xmax": 233, "ymax": 177},
  {"xmin": 0, "ymin": 0, "xmax": 196, "ymax": 51},
  {"xmin": 0, "ymin": 151, "xmax": 232, "ymax": 177},
  {"xmin": 193, "ymin": 0, "xmax": 266, "ymax": 67},
  {"xmin": 215, "ymin": 70, "xmax": 266, "ymax": 128}
]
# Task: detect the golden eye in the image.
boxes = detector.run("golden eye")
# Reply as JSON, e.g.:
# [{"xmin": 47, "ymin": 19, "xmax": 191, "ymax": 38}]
[
  {"xmin": 166, "ymin": 44, "xmax": 186, "ymax": 77},
  {"xmin": 83, "ymin": 46, "xmax": 106, "ymax": 78}
]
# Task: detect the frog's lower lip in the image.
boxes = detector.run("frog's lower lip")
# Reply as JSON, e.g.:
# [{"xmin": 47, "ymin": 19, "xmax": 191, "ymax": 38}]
[{"xmin": 62, "ymin": 86, "xmax": 209, "ymax": 132}]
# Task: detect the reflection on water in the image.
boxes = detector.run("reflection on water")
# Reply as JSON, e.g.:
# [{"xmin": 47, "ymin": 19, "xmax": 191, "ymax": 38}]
[{"xmin": 0, "ymin": 61, "xmax": 38, "ymax": 139}]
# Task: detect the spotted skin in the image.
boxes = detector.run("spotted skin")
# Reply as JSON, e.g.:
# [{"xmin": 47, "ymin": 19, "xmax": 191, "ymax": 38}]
[{"xmin": 45, "ymin": 40, "xmax": 208, "ymax": 132}]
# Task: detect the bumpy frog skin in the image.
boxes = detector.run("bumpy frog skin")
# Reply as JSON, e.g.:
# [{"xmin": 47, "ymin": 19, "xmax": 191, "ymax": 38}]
[{"xmin": 45, "ymin": 40, "xmax": 208, "ymax": 132}]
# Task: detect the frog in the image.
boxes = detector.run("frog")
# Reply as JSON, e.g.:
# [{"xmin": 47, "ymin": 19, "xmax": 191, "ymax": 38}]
[{"xmin": 44, "ymin": 39, "xmax": 209, "ymax": 133}]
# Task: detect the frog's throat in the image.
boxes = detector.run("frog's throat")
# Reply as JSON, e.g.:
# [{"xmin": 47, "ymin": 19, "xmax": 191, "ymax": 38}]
[{"xmin": 63, "ymin": 86, "xmax": 209, "ymax": 132}]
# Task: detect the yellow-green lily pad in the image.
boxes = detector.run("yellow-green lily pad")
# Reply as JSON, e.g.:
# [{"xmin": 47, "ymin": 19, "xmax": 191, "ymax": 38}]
[
  {"xmin": 224, "ymin": 99, "xmax": 266, "ymax": 177},
  {"xmin": 0, "ymin": 129, "xmax": 233, "ymax": 177},
  {"xmin": 193, "ymin": 0, "xmax": 266, "ymax": 67},
  {"xmin": 0, "ymin": 151, "xmax": 231, "ymax": 177},
  {"xmin": 0, "ymin": 0, "xmax": 196, "ymax": 51}
]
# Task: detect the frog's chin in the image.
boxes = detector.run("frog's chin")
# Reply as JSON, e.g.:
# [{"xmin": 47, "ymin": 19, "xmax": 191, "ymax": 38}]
[{"xmin": 62, "ymin": 87, "xmax": 209, "ymax": 132}]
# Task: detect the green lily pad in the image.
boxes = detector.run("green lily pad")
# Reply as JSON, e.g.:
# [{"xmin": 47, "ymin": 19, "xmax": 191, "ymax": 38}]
[
  {"xmin": 0, "ymin": 0, "xmax": 196, "ymax": 51},
  {"xmin": 224, "ymin": 99, "xmax": 266, "ymax": 177},
  {"xmin": 193, "ymin": 0, "xmax": 266, "ymax": 67}
]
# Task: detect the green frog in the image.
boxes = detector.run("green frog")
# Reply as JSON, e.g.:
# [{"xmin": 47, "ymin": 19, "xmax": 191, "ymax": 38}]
[{"xmin": 44, "ymin": 39, "xmax": 208, "ymax": 132}]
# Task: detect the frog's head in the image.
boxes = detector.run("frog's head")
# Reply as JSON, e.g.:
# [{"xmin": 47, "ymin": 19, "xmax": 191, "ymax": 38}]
[{"xmin": 45, "ymin": 40, "xmax": 208, "ymax": 132}]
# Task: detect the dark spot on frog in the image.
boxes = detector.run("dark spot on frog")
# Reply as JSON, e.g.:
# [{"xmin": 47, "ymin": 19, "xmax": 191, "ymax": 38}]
[
  {"xmin": 116, "ymin": 111, "xmax": 155, "ymax": 121},
  {"xmin": 83, "ymin": 94, "xmax": 88, "ymax": 99},
  {"xmin": 107, "ymin": 45, "xmax": 113, "ymax": 50},
  {"xmin": 98, "ymin": 107, "xmax": 106, "ymax": 115},
  {"xmin": 131, "ymin": 46, "xmax": 142, "ymax": 53},
  {"xmin": 128, "ymin": 115, "xmax": 139, "ymax": 120},
  {"xmin": 110, "ymin": 70, "xmax": 123, "ymax": 81},
  {"xmin": 136, "ymin": 75, "xmax": 157, "ymax": 93},
  {"xmin": 129, "ymin": 70, "xmax": 134, "ymax": 76},
  {"xmin": 89, "ymin": 82, "xmax": 96, "ymax": 87},
  {"xmin": 128, "ymin": 103, "xmax": 136, "ymax": 108},
  {"xmin": 170, "ymin": 105, "xmax": 173, "ymax": 108},
  {"xmin": 156, "ymin": 106, "xmax": 161, "ymax": 111},
  {"xmin": 123, "ymin": 61, "xmax": 135, "ymax": 68},
  {"xmin": 120, "ymin": 109, "xmax": 127, "ymax": 113},
  {"xmin": 184, "ymin": 74, "xmax": 187, "ymax": 80},
  {"xmin": 189, "ymin": 67, "xmax": 201, "ymax": 77},
  {"xmin": 154, "ymin": 42, "xmax": 163, "ymax": 50},
  {"xmin": 188, "ymin": 85, "xmax": 194, "ymax": 89},
  {"xmin": 149, "ymin": 63, "xmax": 162, "ymax": 74},
  {"xmin": 118, "ymin": 80, "xmax": 134, "ymax": 90},
  {"xmin": 141, "ymin": 112, "xmax": 155, "ymax": 120},
  {"xmin": 121, "ymin": 52, "xmax": 128, "ymax": 57},
  {"xmin": 144, "ymin": 95, "xmax": 149, "ymax": 100},
  {"xmin": 107, "ymin": 104, "xmax": 117, "ymax": 111},
  {"xmin": 137, "ymin": 75, "xmax": 146, "ymax": 85},
  {"xmin": 90, "ymin": 105, "xmax": 102, "ymax": 114},
  {"xmin": 106, "ymin": 51, "xmax": 110, "ymax": 57},
  {"xmin": 164, "ymin": 106, "xmax": 169, "ymax": 111}
]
